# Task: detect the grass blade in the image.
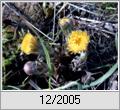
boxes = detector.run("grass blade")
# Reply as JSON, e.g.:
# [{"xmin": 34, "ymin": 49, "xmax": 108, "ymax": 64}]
[
  {"xmin": 82, "ymin": 63, "xmax": 117, "ymax": 89},
  {"xmin": 38, "ymin": 37, "xmax": 53, "ymax": 89}
]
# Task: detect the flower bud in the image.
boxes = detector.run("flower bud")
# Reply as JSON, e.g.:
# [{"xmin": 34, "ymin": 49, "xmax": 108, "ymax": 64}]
[
  {"xmin": 59, "ymin": 17, "xmax": 71, "ymax": 28},
  {"xmin": 59, "ymin": 17, "xmax": 73, "ymax": 37}
]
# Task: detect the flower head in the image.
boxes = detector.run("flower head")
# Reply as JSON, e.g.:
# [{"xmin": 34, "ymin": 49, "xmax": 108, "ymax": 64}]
[
  {"xmin": 67, "ymin": 30, "xmax": 90, "ymax": 54},
  {"xmin": 59, "ymin": 17, "xmax": 70, "ymax": 27},
  {"xmin": 21, "ymin": 33, "xmax": 38, "ymax": 55}
]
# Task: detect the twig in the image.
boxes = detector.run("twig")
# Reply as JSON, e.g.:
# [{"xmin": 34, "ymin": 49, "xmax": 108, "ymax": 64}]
[
  {"xmin": 56, "ymin": 3, "xmax": 68, "ymax": 17},
  {"xmin": 55, "ymin": 2, "xmax": 62, "ymax": 6},
  {"xmin": 74, "ymin": 16, "xmax": 102, "ymax": 24},
  {"xmin": 29, "ymin": 79, "xmax": 41, "ymax": 90},
  {"xmin": 68, "ymin": 3, "xmax": 100, "ymax": 16},
  {"xmin": 25, "ymin": 20, "xmax": 54, "ymax": 41},
  {"xmin": 52, "ymin": 3, "xmax": 56, "ymax": 39}
]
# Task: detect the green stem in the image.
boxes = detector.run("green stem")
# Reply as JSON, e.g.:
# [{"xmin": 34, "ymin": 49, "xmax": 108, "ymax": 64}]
[{"xmin": 48, "ymin": 77, "xmax": 51, "ymax": 89}]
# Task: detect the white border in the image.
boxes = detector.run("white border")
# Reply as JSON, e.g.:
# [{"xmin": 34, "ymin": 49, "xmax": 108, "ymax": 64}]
[
  {"xmin": 118, "ymin": 0, "xmax": 119, "ymax": 91},
  {"xmin": 1, "ymin": 0, "xmax": 119, "ymax": 92}
]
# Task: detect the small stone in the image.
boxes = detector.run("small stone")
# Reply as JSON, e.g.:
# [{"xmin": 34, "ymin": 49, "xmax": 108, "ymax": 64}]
[
  {"xmin": 23, "ymin": 61, "xmax": 37, "ymax": 75},
  {"xmin": 104, "ymin": 23, "xmax": 114, "ymax": 32}
]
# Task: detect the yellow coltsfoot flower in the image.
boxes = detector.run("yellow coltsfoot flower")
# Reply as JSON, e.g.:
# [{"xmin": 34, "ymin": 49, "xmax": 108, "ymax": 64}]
[
  {"xmin": 59, "ymin": 17, "xmax": 70, "ymax": 27},
  {"xmin": 67, "ymin": 30, "xmax": 90, "ymax": 54},
  {"xmin": 21, "ymin": 32, "xmax": 38, "ymax": 55}
]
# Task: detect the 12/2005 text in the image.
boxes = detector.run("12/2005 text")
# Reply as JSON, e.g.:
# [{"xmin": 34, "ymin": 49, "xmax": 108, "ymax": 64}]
[{"xmin": 40, "ymin": 94, "xmax": 80, "ymax": 104}]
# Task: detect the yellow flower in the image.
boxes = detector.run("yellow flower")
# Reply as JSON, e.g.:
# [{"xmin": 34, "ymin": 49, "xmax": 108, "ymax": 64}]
[
  {"xmin": 67, "ymin": 30, "xmax": 90, "ymax": 54},
  {"xmin": 59, "ymin": 17, "xmax": 70, "ymax": 27},
  {"xmin": 21, "ymin": 33, "xmax": 38, "ymax": 55}
]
